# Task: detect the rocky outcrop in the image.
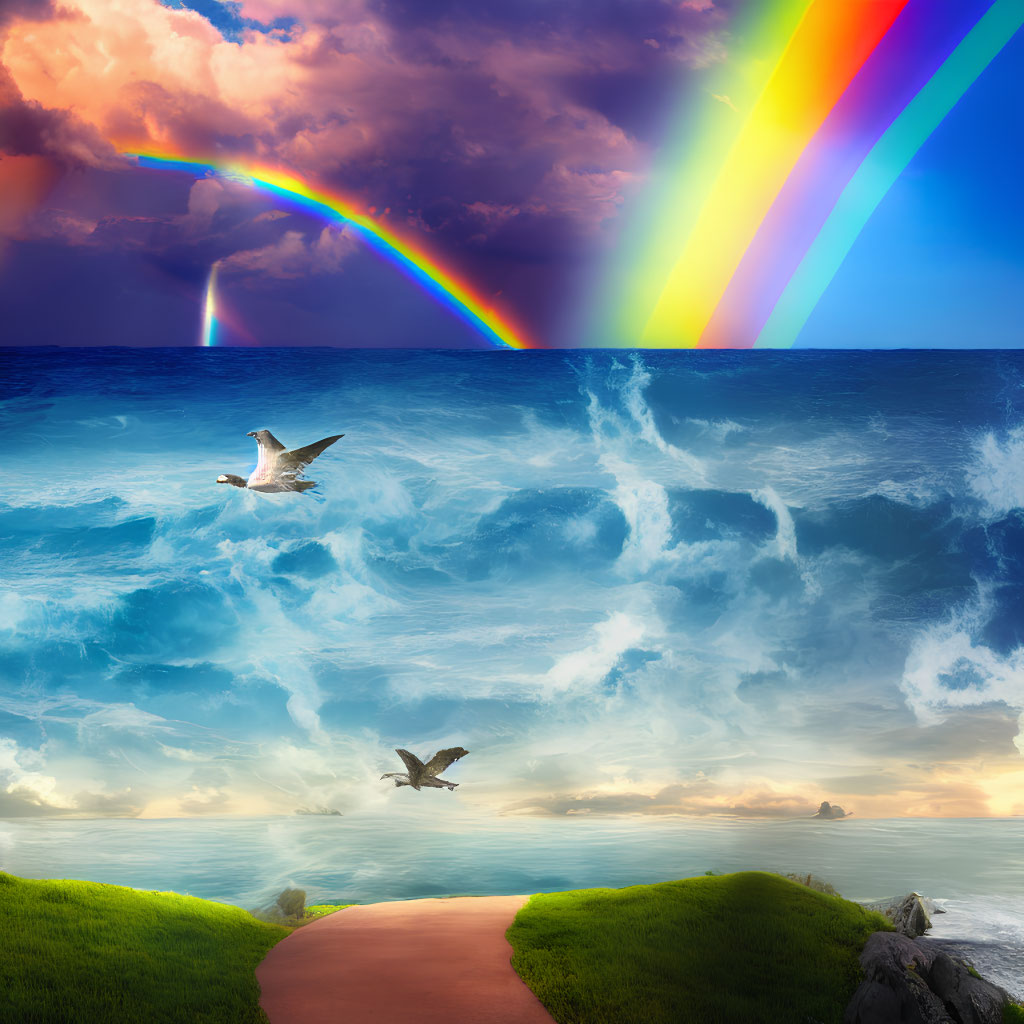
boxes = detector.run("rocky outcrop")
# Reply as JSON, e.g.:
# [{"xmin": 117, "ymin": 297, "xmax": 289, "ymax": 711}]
[
  {"xmin": 890, "ymin": 893, "xmax": 932, "ymax": 938},
  {"xmin": 844, "ymin": 931, "xmax": 1011, "ymax": 1024},
  {"xmin": 861, "ymin": 892, "xmax": 945, "ymax": 938},
  {"xmin": 813, "ymin": 801, "xmax": 850, "ymax": 819}
]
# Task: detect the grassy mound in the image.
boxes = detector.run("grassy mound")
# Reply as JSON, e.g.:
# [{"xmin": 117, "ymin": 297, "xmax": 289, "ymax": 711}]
[
  {"xmin": 507, "ymin": 871, "xmax": 892, "ymax": 1024},
  {"xmin": 0, "ymin": 871, "xmax": 290, "ymax": 1024}
]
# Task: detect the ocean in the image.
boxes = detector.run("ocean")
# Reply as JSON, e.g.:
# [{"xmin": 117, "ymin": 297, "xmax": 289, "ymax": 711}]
[{"xmin": 1, "ymin": 347, "xmax": 1023, "ymax": 996}]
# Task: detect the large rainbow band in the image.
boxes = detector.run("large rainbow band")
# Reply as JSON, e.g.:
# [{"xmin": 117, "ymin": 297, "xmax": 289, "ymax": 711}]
[
  {"xmin": 128, "ymin": 153, "xmax": 534, "ymax": 350},
  {"xmin": 637, "ymin": 0, "xmax": 1022, "ymax": 349},
  {"xmin": 755, "ymin": 1, "xmax": 1023, "ymax": 349}
]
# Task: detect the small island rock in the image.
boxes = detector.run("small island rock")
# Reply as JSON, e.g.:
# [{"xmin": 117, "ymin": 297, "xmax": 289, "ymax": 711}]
[{"xmin": 813, "ymin": 800, "xmax": 850, "ymax": 819}]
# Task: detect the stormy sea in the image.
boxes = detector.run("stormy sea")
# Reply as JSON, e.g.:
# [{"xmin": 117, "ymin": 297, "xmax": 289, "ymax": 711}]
[{"xmin": 1, "ymin": 347, "xmax": 1023, "ymax": 996}]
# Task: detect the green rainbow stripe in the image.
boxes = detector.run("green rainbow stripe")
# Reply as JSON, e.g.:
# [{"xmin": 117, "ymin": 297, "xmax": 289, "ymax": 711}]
[{"xmin": 755, "ymin": 0, "xmax": 1023, "ymax": 348}]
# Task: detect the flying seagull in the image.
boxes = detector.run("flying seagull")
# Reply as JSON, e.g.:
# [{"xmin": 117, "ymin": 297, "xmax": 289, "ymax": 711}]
[
  {"xmin": 217, "ymin": 429, "xmax": 343, "ymax": 493},
  {"xmin": 380, "ymin": 747, "xmax": 469, "ymax": 791}
]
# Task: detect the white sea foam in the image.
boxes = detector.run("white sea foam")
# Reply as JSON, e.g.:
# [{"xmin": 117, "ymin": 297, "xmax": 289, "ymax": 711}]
[
  {"xmin": 967, "ymin": 426, "xmax": 1024, "ymax": 518},
  {"xmin": 752, "ymin": 485, "xmax": 798, "ymax": 562}
]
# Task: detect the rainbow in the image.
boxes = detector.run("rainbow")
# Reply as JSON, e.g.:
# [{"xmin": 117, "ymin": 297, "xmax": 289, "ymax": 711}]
[
  {"xmin": 127, "ymin": 153, "xmax": 534, "ymax": 350},
  {"xmin": 620, "ymin": 0, "xmax": 1022, "ymax": 349},
  {"xmin": 201, "ymin": 262, "xmax": 218, "ymax": 347}
]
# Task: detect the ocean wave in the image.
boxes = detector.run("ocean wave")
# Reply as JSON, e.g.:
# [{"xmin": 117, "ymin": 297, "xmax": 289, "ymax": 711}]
[
  {"xmin": 967, "ymin": 426, "xmax": 1024, "ymax": 518},
  {"xmin": 2, "ymin": 348, "xmax": 1024, "ymax": 820}
]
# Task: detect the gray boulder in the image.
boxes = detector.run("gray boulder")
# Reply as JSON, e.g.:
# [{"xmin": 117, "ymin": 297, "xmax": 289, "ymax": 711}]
[
  {"xmin": 861, "ymin": 892, "xmax": 944, "ymax": 938},
  {"xmin": 891, "ymin": 893, "xmax": 932, "ymax": 938},
  {"xmin": 844, "ymin": 932, "xmax": 1011, "ymax": 1024}
]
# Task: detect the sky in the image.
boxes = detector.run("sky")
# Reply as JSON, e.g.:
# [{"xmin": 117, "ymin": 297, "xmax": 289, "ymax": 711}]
[
  {"xmin": 1, "ymin": 347, "xmax": 1023, "ymax": 822},
  {"xmin": 0, "ymin": 0, "xmax": 1021, "ymax": 349}
]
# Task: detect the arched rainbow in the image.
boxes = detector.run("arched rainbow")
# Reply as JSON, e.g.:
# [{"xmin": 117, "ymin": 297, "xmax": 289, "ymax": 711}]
[
  {"xmin": 634, "ymin": 0, "xmax": 1022, "ymax": 349},
  {"xmin": 127, "ymin": 153, "xmax": 535, "ymax": 350}
]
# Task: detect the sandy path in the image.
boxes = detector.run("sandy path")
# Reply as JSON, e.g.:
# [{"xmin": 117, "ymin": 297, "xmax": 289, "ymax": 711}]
[{"xmin": 256, "ymin": 894, "xmax": 557, "ymax": 1024}]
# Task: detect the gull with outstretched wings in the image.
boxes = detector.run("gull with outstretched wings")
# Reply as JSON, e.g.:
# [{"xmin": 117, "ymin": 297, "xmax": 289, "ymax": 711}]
[
  {"xmin": 217, "ymin": 429, "xmax": 343, "ymax": 493},
  {"xmin": 380, "ymin": 747, "xmax": 469, "ymax": 791}
]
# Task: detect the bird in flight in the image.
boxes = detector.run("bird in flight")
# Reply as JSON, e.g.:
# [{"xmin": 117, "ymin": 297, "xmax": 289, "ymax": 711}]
[
  {"xmin": 380, "ymin": 747, "xmax": 469, "ymax": 791},
  {"xmin": 217, "ymin": 429, "xmax": 343, "ymax": 493}
]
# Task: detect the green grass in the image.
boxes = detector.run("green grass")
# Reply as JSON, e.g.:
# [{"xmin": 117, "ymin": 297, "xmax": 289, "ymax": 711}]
[
  {"xmin": 1005, "ymin": 1003, "xmax": 1024, "ymax": 1024},
  {"xmin": 303, "ymin": 903, "xmax": 351, "ymax": 920},
  {"xmin": 507, "ymin": 871, "xmax": 893, "ymax": 1024},
  {"xmin": 0, "ymin": 871, "xmax": 291, "ymax": 1024}
]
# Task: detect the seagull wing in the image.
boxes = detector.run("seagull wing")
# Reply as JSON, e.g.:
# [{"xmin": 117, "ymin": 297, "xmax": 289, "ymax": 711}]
[
  {"xmin": 419, "ymin": 777, "xmax": 456, "ymax": 788},
  {"xmin": 280, "ymin": 435, "xmax": 344, "ymax": 473},
  {"xmin": 423, "ymin": 747, "xmax": 469, "ymax": 776},
  {"xmin": 395, "ymin": 749, "xmax": 425, "ymax": 773}
]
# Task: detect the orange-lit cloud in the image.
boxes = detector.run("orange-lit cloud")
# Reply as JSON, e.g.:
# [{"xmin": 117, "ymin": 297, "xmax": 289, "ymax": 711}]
[{"xmin": 0, "ymin": 0, "xmax": 655, "ymax": 232}]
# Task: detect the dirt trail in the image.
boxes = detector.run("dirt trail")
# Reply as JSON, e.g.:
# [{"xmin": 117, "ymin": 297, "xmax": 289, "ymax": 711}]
[{"xmin": 257, "ymin": 894, "xmax": 556, "ymax": 1023}]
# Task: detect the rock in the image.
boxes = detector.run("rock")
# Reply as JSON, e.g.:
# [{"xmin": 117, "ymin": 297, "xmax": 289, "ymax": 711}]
[
  {"xmin": 861, "ymin": 892, "xmax": 935, "ymax": 937},
  {"xmin": 813, "ymin": 800, "xmax": 850, "ymax": 819},
  {"xmin": 927, "ymin": 948, "xmax": 1009, "ymax": 1024},
  {"xmin": 845, "ymin": 933, "xmax": 955, "ymax": 1024},
  {"xmin": 275, "ymin": 887, "xmax": 306, "ymax": 918},
  {"xmin": 891, "ymin": 893, "xmax": 932, "ymax": 938},
  {"xmin": 844, "ymin": 931, "xmax": 1011, "ymax": 1024}
]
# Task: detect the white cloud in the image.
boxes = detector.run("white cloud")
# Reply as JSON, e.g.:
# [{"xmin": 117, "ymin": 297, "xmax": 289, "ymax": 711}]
[
  {"xmin": 901, "ymin": 599, "xmax": 1024, "ymax": 756},
  {"xmin": 77, "ymin": 704, "xmax": 175, "ymax": 735},
  {"xmin": 544, "ymin": 612, "xmax": 648, "ymax": 696},
  {"xmin": 220, "ymin": 225, "xmax": 355, "ymax": 278},
  {"xmin": 0, "ymin": 738, "xmax": 61, "ymax": 806}
]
